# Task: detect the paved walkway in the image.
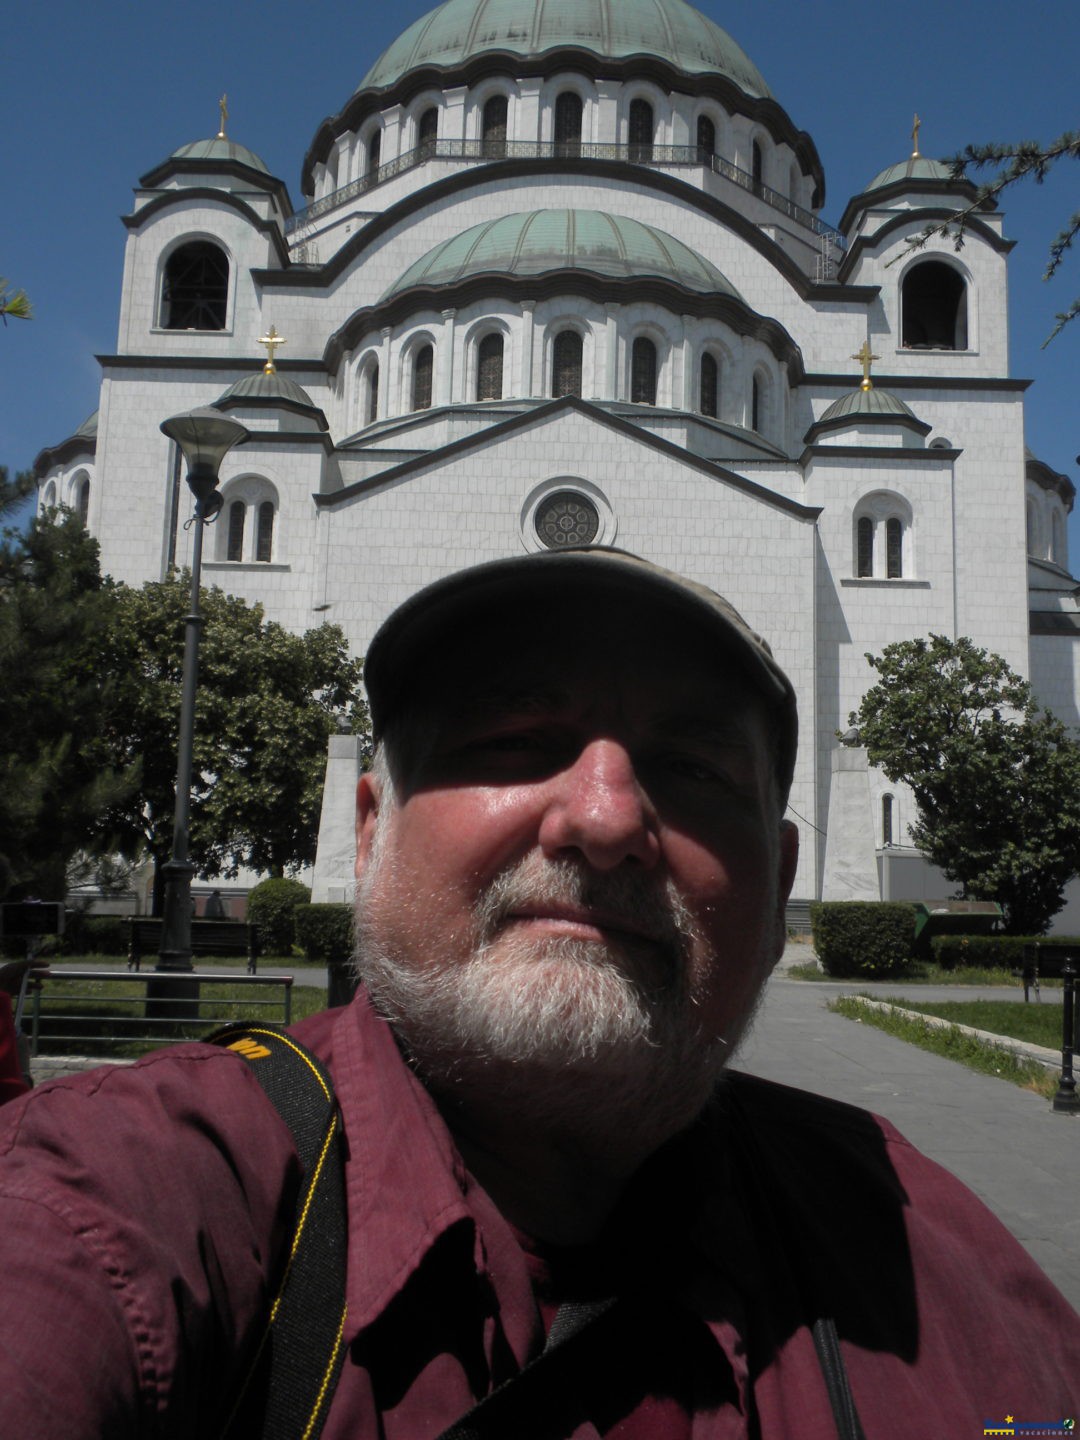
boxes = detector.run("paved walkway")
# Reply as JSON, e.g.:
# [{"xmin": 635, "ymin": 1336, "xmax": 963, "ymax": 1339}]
[{"xmin": 736, "ymin": 944, "xmax": 1080, "ymax": 1309}]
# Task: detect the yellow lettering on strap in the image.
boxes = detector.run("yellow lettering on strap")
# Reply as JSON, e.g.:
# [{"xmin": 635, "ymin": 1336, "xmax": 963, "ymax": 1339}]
[{"xmin": 228, "ymin": 1037, "xmax": 272, "ymax": 1060}]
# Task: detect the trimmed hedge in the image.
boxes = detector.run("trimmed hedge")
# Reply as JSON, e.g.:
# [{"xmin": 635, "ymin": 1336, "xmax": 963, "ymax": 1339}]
[
  {"xmin": 294, "ymin": 903, "xmax": 354, "ymax": 962},
  {"xmin": 63, "ymin": 913, "xmax": 130, "ymax": 957},
  {"xmin": 246, "ymin": 877, "xmax": 311, "ymax": 956},
  {"xmin": 810, "ymin": 901, "xmax": 915, "ymax": 979},
  {"xmin": 930, "ymin": 933, "xmax": 1080, "ymax": 970}
]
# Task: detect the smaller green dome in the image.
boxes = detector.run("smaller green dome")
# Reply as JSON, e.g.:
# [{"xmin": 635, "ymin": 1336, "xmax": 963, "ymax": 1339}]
[
  {"xmin": 171, "ymin": 137, "xmax": 269, "ymax": 174},
  {"xmin": 75, "ymin": 410, "xmax": 99, "ymax": 439},
  {"xmin": 217, "ymin": 371, "xmax": 317, "ymax": 407},
  {"xmin": 866, "ymin": 155, "xmax": 955, "ymax": 191},
  {"xmin": 383, "ymin": 209, "xmax": 742, "ymax": 300},
  {"xmin": 819, "ymin": 387, "xmax": 917, "ymax": 424}
]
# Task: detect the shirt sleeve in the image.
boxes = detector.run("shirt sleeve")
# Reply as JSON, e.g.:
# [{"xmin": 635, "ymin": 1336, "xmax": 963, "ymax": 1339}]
[
  {"xmin": 0, "ymin": 992, "xmax": 29, "ymax": 1106},
  {"xmin": 0, "ymin": 1045, "xmax": 302, "ymax": 1439}
]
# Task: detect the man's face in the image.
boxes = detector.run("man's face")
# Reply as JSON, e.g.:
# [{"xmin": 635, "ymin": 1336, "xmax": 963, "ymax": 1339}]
[{"xmin": 354, "ymin": 593, "xmax": 797, "ymax": 1108}]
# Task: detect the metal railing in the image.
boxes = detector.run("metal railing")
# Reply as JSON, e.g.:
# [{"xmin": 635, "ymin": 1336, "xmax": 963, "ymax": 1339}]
[
  {"xmin": 25, "ymin": 969, "xmax": 295, "ymax": 1058},
  {"xmin": 287, "ymin": 139, "xmax": 845, "ymax": 248}
]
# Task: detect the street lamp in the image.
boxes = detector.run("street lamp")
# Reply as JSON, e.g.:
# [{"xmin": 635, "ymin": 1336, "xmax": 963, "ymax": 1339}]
[{"xmin": 155, "ymin": 407, "xmax": 249, "ymax": 974}]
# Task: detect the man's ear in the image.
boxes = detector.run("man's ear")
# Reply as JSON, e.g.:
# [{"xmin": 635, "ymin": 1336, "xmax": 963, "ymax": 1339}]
[{"xmin": 355, "ymin": 772, "xmax": 381, "ymax": 880}]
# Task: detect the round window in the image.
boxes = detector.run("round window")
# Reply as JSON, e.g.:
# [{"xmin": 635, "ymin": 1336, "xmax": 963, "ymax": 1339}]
[{"xmin": 534, "ymin": 490, "xmax": 600, "ymax": 548}]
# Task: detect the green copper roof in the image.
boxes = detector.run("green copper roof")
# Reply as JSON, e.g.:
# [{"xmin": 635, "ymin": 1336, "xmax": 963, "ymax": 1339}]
[
  {"xmin": 216, "ymin": 371, "xmax": 320, "ymax": 408},
  {"xmin": 171, "ymin": 137, "xmax": 269, "ymax": 174},
  {"xmin": 382, "ymin": 208, "xmax": 743, "ymax": 298},
  {"xmin": 361, "ymin": 0, "xmax": 771, "ymax": 97},
  {"xmin": 819, "ymin": 387, "xmax": 918, "ymax": 424},
  {"xmin": 75, "ymin": 411, "xmax": 99, "ymax": 439},
  {"xmin": 866, "ymin": 156, "xmax": 955, "ymax": 191}
]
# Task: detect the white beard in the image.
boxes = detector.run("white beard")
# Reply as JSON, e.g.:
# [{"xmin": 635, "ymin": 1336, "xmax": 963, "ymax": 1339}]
[{"xmin": 354, "ymin": 852, "xmax": 739, "ymax": 1152}]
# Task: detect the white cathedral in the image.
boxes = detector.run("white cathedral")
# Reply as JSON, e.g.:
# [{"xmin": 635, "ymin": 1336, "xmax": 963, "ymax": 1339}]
[{"xmin": 34, "ymin": 0, "xmax": 1080, "ymax": 917}]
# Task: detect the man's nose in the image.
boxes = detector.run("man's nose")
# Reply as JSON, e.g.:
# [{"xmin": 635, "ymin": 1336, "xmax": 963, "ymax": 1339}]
[{"xmin": 537, "ymin": 739, "xmax": 660, "ymax": 870}]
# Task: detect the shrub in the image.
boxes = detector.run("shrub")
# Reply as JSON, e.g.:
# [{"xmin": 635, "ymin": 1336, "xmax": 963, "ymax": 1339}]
[
  {"xmin": 294, "ymin": 904, "xmax": 354, "ymax": 962},
  {"xmin": 930, "ymin": 933, "xmax": 1080, "ymax": 971},
  {"xmin": 62, "ymin": 913, "xmax": 130, "ymax": 957},
  {"xmin": 246, "ymin": 878, "xmax": 311, "ymax": 956},
  {"xmin": 810, "ymin": 901, "xmax": 915, "ymax": 979}
]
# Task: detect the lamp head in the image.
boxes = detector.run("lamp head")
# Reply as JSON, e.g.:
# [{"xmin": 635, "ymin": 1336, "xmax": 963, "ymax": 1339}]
[{"xmin": 161, "ymin": 407, "xmax": 249, "ymax": 505}]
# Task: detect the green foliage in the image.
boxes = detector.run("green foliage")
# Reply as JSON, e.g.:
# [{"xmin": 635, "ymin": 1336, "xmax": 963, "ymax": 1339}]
[
  {"xmin": 889, "ymin": 997, "xmax": 1064, "ymax": 1050},
  {"xmin": 930, "ymin": 933, "xmax": 1080, "ymax": 971},
  {"xmin": 810, "ymin": 901, "xmax": 915, "ymax": 978},
  {"xmin": 0, "ymin": 278, "xmax": 32, "ymax": 325},
  {"xmin": 0, "ymin": 508, "xmax": 139, "ymax": 898},
  {"xmin": 246, "ymin": 877, "xmax": 310, "ymax": 955},
  {"xmin": 852, "ymin": 636, "xmax": 1080, "ymax": 935},
  {"xmin": 61, "ymin": 914, "xmax": 130, "ymax": 957},
  {"xmin": 294, "ymin": 903, "xmax": 354, "ymax": 962}
]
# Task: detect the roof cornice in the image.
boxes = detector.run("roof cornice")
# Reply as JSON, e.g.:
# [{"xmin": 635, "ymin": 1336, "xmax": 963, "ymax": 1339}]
[
  {"xmin": 124, "ymin": 188, "xmax": 292, "ymax": 266},
  {"xmin": 837, "ymin": 207, "xmax": 1013, "ymax": 282}
]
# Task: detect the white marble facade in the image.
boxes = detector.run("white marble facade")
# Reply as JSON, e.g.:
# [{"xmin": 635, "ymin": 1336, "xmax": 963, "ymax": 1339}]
[{"xmin": 35, "ymin": 0, "xmax": 1078, "ymax": 908}]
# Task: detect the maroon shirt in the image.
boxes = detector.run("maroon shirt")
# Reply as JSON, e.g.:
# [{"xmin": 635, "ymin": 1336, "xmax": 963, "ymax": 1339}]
[{"xmin": 0, "ymin": 991, "xmax": 1076, "ymax": 1437}]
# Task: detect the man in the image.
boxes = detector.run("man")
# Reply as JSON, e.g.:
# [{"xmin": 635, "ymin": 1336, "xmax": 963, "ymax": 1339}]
[{"xmin": 0, "ymin": 547, "xmax": 1076, "ymax": 1437}]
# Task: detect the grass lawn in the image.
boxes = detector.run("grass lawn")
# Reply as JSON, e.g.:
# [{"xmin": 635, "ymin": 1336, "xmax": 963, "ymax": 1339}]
[
  {"xmin": 879, "ymin": 996, "xmax": 1065, "ymax": 1049},
  {"xmin": 787, "ymin": 959, "xmax": 1054, "ymax": 989}
]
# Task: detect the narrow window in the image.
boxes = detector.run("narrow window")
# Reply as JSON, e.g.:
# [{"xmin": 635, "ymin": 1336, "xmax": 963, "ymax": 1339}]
[
  {"xmin": 256, "ymin": 502, "xmax": 274, "ymax": 563},
  {"xmin": 227, "ymin": 500, "xmax": 245, "ymax": 561},
  {"xmin": 366, "ymin": 362, "xmax": 379, "ymax": 425},
  {"xmin": 554, "ymin": 92, "xmax": 582, "ymax": 157},
  {"xmin": 477, "ymin": 333, "xmax": 504, "ymax": 400},
  {"xmin": 628, "ymin": 99, "xmax": 654, "ymax": 163},
  {"xmin": 886, "ymin": 518, "xmax": 903, "ymax": 578},
  {"xmin": 857, "ymin": 516, "xmax": 873, "ymax": 577},
  {"xmin": 700, "ymin": 352, "xmax": 718, "ymax": 418},
  {"xmin": 1052, "ymin": 511, "xmax": 1065, "ymax": 565},
  {"xmin": 882, "ymin": 794, "xmax": 894, "ymax": 847},
  {"xmin": 696, "ymin": 115, "xmax": 715, "ymax": 163},
  {"xmin": 631, "ymin": 337, "xmax": 657, "ymax": 405},
  {"xmin": 418, "ymin": 107, "xmax": 438, "ymax": 159},
  {"xmin": 482, "ymin": 95, "xmax": 507, "ymax": 158},
  {"xmin": 42, "ymin": 481, "xmax": 57, "ymax": 510},
  {"xmin": 367, "ymin": 130, "xmax": 382, "ymax": 178},
  {"xmin": 751, "ymin": 374, "xmax": 763, "ymax": 432},
  {"xmin": 161, "ymin": 241, "xmax": 228, "ymax": 330},
  {"xmin": 76, "ymin": 477, "xmax": 90, "ymax": 529},
  {"xmin": 412, "ymin": 344, "xmax": 433, "ymax": 410},
  {"xmin": 751, "ymin": 139, "xmax": 764, "ymax": 195},
  {"xmin": 902, "ymin": 261, "xmax": 967, "ymax": 349},
  {"xmin": 551, "ymin": 330, "xmax": 583, "ymax": 397}
]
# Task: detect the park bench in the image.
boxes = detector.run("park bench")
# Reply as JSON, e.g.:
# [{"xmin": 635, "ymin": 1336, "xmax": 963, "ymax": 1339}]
[
  {"xmin": 127, "ymin": 917, "xmax": 260, "ymax": 974},
  {"xmin": 1017, "ymin": 943, "xmax": 1080, "ymax": 1003}
]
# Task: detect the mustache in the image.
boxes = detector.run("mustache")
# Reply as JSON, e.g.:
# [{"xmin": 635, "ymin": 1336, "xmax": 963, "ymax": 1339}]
[{"xmin": 474, "ymin": 857, "xmax": 696, "ymax": 980}]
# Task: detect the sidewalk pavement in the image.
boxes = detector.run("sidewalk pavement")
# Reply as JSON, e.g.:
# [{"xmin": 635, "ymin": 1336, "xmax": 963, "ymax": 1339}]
[{"xmin": 735, "ymin": 943, "xmax": 1080, "ymax": 1310}]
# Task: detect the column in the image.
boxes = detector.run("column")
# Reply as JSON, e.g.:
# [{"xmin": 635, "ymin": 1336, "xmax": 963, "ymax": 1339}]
[
  {"xmin": 604, "ymin": 305, "xmax": 619, "ymax": 400},
  {"xmin": 439, "ymin": 309, "xmax": 457, "ymax": 405},
  {"xmin": 520, "ymin": 302, "xmax": 535, "ymax": 396}
]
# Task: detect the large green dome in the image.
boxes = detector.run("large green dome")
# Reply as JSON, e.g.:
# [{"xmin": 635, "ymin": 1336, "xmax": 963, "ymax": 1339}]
[
  {"xmin": 361, "ymin": 0, "xmax": 771, "ymax": 97},
  {"xmin": 382, "ymin": 208, "xmax": 743, "ymax": 299}
]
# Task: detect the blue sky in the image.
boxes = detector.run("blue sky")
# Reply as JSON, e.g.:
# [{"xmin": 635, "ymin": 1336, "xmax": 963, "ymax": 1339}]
[{"xmin": 3, "ymin": 0, "xmax": 1076, "ymax": 549}]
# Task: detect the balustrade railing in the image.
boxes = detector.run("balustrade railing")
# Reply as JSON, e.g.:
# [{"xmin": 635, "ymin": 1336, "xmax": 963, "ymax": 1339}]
[{"xmin": 286, "ymin": 138, "xmax": 845, "ymax": 249}]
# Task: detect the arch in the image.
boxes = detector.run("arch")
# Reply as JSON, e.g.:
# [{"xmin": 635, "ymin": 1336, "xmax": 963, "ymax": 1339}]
[
  {"xmin": 885, "ymin": 516, "xmax": 903, "ymax": 579},
  {"xmin": 551, "ymin": 328, "xmax": 583, "ymax": 397},
  {"xmin": 216, "ymin": 477, "xmax": 280, "ymax": 563},
  {"xmin": 367, "ymin": 128, "xmax": 382, "ymax": 179},
  {"xmin": 74, "ymin": 472, "xmax": 91, "ymax": 529},
  {"xmin": 227, "ymin": 499, "xmax": 245, "ymax": 561},
  {"xmin": 41, "ymin": 480, "xmax": 57, "ymax": 511},
  {"xmin": 554, "ymin": 91, "xmax": 583, "ymax": 157},
  {"xmin": 363, "ymin": 356, "xmax": 380, "ymax": 426},
  {"xmin": 418, "ymin": 105, "xmax": 439, "ymax": 158},
  {"xmin": 882, "ymin": 794, "xmax": 894, "ymax": 847},
  {"xmin": 628, "ymin": 98, "xmax": 654, "ymax": 163},
  {"xmin": 696, "ymin": 114, "xmax": 715, "ymax": 163},
  {"xmin": 700, "ymin": 350, "xmax": 719, "ymax": 418},
  {"xmin": 256, "ymin": 501, "xmax": 275, "ymax": 563},
  {"xmin": 482, "ymin": 94, "xmax": 508, "ymax": 158},
  {"xmin": 750, "ymin": 369, "xmax": 771, "ymax": 433},
  {"xmin": 160, "ymin": 239, "xmax": 228, "ymax": 330},
  {"xmin": 856, "ymin": 516, "xmax": 874, "ymax": 577},
  {"xmin": 751, "ymin": 138, "xmax": 765, "ymax": 195},
  {"xmin": 853, "ymin": 492, "xmax": 913, "ymax": 578},
  {"xmin": 901, "ymin": 258, "xmax": 968, "ymax": 350},
  {"xmin": 411, "ymin": 342, "xmax": 434, "ymax": 410},
  {"xmin": 476, "ymin": 331, "xmax": 504, "ymax": 400},
  {"xmin": 631, "ymin": 336, "xmax": 657, "ymax": 405}
]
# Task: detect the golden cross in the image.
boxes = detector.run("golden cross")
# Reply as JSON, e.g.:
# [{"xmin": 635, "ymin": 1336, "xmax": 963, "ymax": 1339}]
[
  {"xmin": 258, "ymin": 325, "xmax": 286, "ymax": 373},
  {"xmin": 852, "ymin": 341, "xmax": 880, "ymax": 391},
  {"xmin": 218, "ymin": 93, "xmax": 229, "ymax": 139},
  {"xmin": 911, "ymin": 112, "xmax": 921, "ymax": 158}
]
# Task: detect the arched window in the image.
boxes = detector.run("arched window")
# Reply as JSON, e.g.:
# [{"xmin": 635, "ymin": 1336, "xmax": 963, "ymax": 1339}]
[
  {"xmin": 1026, "ymin": 500, "xmax": 1038, "ymax": 557},
  {"xmin": 696, "ymin": 115, "xmax": 715, "ymax": 163},
  {"xmin": 856, "ymin": 517, "xmax": 874, "ymax": 577},
  {"xmin": 751, "ymin": 373, "xmax": 763, "ymax": 432},
  {"xmin": 41, "ymin": 481, "xmax": 57, "ymax": 511},
  {"xmin": 418, "ymin": 107, "xmax": 438, "ymax": 158},
  {"xmin": 552, "ymin": 330, "xmax": 583, "ymax": 397},
  {"xmin": 1052, "ymin": 510, "xmax": 1066, "ymax": 566},
  {"xmin": 628, "ymin": 99, "xmax": 654, "ymax": 163},
  {"xmin": 631, "ymin": 337, "xmax": 657, "ymax": 405},
  {"xmin": 412, "ymin": 344, "xmax": 434, "ymax": 410},
  {"xmin": 367, "ymin": 130, "xmax": 382, "ymax": 179},
  {"xmin": 886, "ymin": 517, "xmax": 903, "ymax": 579},
  {"xmin": 554, "ymin": 92, "xmax": 583, "ymax": 157},
  {"xmin": 256, "ymin": 501, "xmax": 275, "ymax": 563},
  {"xmin": 227, "ymin": 500, "xmax": 245, "ymax": 561},
  {"xmin": 365, "ymin": 360, "xmax": 379, "ymax": 426},
  {"xmin": 882, "ymin": 794, "xmax": 894, "ymax": 847},
  {"xmin": 75, "ymin": 475, "xmax": 90, "ymax": 529},
  {"xmin": 902, "ymin": 261, "xmax": 968, "ymax": 349},
  {"xmin": 161, "ymin": 240, "xmax": 228, "ymax": 330},
  {"xmin": 482, "ymin": 95, "xmax": 508, "ymax": 158},
  {"xmin": 700, "ymin": 352, "xmax": 718, "ymax": 418},
  {"xmin": 477, "ymin": 333, "xmax": 504, "ymax": 400},
  {"xmin": 751, "ymin": 139, "xmax": 764, "ymax": 196}
]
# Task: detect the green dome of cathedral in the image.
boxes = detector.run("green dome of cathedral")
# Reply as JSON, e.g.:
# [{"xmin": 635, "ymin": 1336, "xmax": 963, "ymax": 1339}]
[
  {"xmin": 383, "ymin": 208, "xmax": 743, "ymax": 298},
  {"xmin": 171, "ymin": 137, "xmax": 270, "ymax": 174},
  {"xmin": 361, "ymin": 0, "xmax": 771, "ymax": 98},
  {"xmin": 866, "ymin": 155, "xmax": 955, "ymax": 190}
]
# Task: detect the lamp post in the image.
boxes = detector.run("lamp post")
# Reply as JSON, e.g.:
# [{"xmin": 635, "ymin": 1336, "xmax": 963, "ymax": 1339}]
[{"xmin": 154, "ymin": 407, "xmax": 249, "ymax": 976}]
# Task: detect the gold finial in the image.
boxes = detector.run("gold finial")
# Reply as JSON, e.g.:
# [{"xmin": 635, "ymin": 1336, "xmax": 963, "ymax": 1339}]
[
  {"xmin": 218, "ymin": 93, "xmax": 229, "ymax": 139},
  {"xmin": 258, "ymin": 325, "xmax": 286, "ymax": 374},
  {"xmin": 852, "ymin": 340, "xmax": 880, "ymax": 391},
  {"xmin": 911, "ymin": 113, "xmax": 921, "ymax": 159}
]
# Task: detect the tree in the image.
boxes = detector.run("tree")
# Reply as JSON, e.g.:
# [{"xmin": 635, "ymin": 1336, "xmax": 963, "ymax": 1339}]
[
  {"xmin": 98, "ymin": 574, "xmax": 369, "ymax": 908},
  {"xmin": 0, "ymin": 508, "xmax": 138, "ymax": 898},
  {"xmin": 851, "ymin": 635, "xmax": 1080, "ymax": 934},
  {"xmin": 905, "ymin": 132, "xmax": 1079, "ymax": 343},
  {"xmin": 0, "ymin": 277, "xmax": 32, "ymax": 325}
]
